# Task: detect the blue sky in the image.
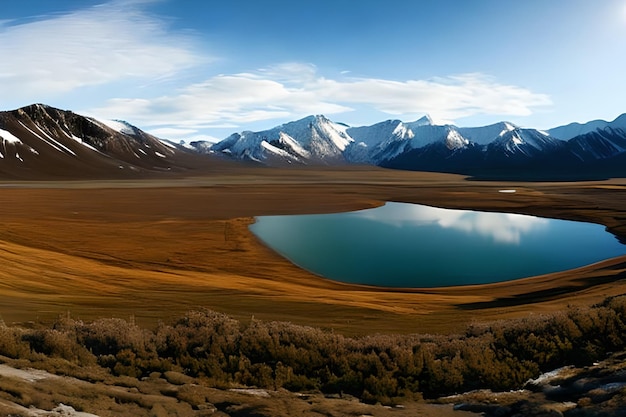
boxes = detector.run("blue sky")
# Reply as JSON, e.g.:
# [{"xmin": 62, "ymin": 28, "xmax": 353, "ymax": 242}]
[{"xmin": 1, "ymin": 0, "xmax": 625, "ymax": 142}]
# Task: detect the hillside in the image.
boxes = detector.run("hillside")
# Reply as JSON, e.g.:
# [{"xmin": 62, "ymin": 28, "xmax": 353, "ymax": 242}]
[{"xmin": 0, "ymin": 104, "xmax": 218, "ymax": 179}]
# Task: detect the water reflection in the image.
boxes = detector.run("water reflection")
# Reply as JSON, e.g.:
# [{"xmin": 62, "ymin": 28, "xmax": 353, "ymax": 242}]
[
  {"xmin": 353, "ymin": 203, "xmax": 548, "ymax": 244},
  {"xmin": 250, "ymin": 202, "xmax": 626, "ymax": 287}
]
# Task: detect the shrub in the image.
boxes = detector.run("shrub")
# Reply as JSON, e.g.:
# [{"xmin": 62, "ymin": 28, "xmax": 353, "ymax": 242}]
[{"xmin": 2, "ymin": 294, "xmax": 626, "ymax": 403}]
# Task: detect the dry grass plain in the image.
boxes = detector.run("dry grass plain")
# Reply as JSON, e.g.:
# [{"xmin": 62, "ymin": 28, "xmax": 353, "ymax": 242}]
[{"xmin": 2, "ymin": 166, "xmax": 626, "ymax": 335}]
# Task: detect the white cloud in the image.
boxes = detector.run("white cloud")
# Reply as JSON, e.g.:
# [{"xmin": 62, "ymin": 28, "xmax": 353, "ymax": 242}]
[
  {"xmin": 355, "ymin": 202, "xmax": 548, "ymax": 244},
  {"xmin": 0, "ymin": 0, "xmax": 551, "ymax": 136},
  {"xmin": 315, "ymin": 73, "xmax": 551, "ymax": 122},
  {"xmin": 91, "ymin": 63, "xmax": 551, "ymax": 133},
  {"xmin": 0, "ymin": 0, "xmax": 204, "ymax": 100}
]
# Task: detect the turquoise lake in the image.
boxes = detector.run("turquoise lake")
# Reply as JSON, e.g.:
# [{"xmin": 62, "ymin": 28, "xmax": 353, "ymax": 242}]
[{"xmin": 249, "ymin": 202, "xmax": 626, "ymax": 288}]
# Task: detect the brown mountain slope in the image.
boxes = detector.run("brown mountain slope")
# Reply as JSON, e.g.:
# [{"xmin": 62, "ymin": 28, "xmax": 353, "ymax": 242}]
[{"xmin": 0, "ymin": 104, "xmax": 221, "ymax": 179}]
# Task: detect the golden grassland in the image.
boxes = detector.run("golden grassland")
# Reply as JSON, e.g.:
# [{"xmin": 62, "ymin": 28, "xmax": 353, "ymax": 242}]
[{"xmin": 2, "ymin": 166, "xmax": 626, "ymax": 334}]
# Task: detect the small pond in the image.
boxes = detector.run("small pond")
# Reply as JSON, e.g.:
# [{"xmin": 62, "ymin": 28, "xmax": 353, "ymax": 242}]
[{"xmin": 249, "ymin": 202, "xmax": 626, "ymax": 287}]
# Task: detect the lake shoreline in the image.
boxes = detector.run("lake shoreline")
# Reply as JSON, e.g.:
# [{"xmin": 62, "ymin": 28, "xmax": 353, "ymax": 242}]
[{"xmin": 2, "ymin": 167, "xmax": 626, "ymax": 334}]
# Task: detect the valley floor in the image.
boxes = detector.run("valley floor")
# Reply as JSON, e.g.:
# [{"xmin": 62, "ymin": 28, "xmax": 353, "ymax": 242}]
[{"xmin": 1, "ymin": 166, "xmax": 626, "ymax": 334}]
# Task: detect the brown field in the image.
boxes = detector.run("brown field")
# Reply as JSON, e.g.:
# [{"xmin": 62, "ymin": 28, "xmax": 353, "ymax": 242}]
[{"xmin": 2, "ymin": 166, "xmax": 626, "ymax": 335}]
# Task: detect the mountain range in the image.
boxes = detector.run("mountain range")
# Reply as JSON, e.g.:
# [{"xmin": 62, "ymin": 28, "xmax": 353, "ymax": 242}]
[
  {"xmin": 194, "ymin": 112, "xmax": 626, "ymax": 178},
  {"xmin": 1, "ymin": 103, "xmax": 626, "ymax": 179}
]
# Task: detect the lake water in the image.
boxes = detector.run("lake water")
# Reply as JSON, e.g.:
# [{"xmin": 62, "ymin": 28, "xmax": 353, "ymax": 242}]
[{"xmin": 249, "ymin": 202, "xmax": 626, "ymax": 288}]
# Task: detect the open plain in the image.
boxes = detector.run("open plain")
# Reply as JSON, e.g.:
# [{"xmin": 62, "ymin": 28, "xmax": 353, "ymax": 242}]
[{"xmin": 2, "ymin": 166, "xmax": 626, "ymax": 335}]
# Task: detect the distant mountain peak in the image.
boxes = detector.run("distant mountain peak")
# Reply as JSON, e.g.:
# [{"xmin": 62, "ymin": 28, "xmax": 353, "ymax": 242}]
[
  {"xmin": 611, "ymin": 113, "xmax": 626, "ymax": 129},
  {"xmin": 499, "ymin": 122, "xmax": 517, "ymax": 136},
  {"xmin": 206, "ymin": 113, "xmax": 353, "ymax": 163},
  {"xmin": 413, "ymin": 115, "xmax": 433, "ymax": 126},
  {"xmin": 547, "ymin": 114, "xmax": 626, "ymax": 141}
]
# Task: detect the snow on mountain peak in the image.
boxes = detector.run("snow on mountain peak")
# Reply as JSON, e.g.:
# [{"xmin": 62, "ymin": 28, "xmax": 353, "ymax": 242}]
[
  {"xmin": 502, "ymin": 122, "xmax": 517, "ymax": 135},
  {"xmin": 392, "ymin": 122, "xmax": 415, "ymax": 139},
  {"xmin": 94, "ymin": 118, "xmax": 137, "ymax": 135},
  {"xmin": 209, "ymin": 114, "xmax": 353, "ymax": 163},
  {"xmin": 414, "ymin": 115, "xmax": 433, "ymax": 126},
  {"xmin": 445, "ymin": 129, "xmax": 469, "ymax": 150},
  {"xmin": 309, "ymin": 115, "xmax": 352, "ymax": 152},
  {"xmin": 458, "ymin": 122, "xmax": 518, "ymax": 145}
]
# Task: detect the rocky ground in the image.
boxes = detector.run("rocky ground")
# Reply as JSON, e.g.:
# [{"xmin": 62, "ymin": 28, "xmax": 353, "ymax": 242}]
[
  {"xmin": 2, "ymin": 352, "xmax": 626, "ymax": 416},
  {"xmin": 441, "ymin": 351, "xmax": 626, "ymax": 416},
  {"xmin": 0, "ymin": 356, "xmax": 472, "ymax": 417}
]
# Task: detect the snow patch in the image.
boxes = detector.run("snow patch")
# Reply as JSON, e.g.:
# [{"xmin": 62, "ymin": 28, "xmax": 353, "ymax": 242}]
[
  {"xmin": 503, "ymin": 122, "xmax": 516, "ymax": 132},
  {"xmin": 392, "ymin": 122, "xmax": 415, "ymax": 139},
  {"xmin": 69, "ymin": 134, "xmax": 108, "ymax": 156},
  {"xmin": 260, "ymin": 140, "xmax": 299, "ymax": 161},
  {"xmin": 94, "ymin": 118, "xmax": 135, "ymax": 135},
  {"xmin": 278, "ymin": 132, "xmax": 310, "ymax": 158},
  {"xmin": 19, "ymin": 121, "xmax": 77, "ymax": 156},
  {"xmin": 155, "ymin": 152, "xmax": 166, "ymax": 158},
  {"xmin": 446, "ymin": 129, "xmax": 468, "ymax": 149},
  {"xmin": 314, "ymin": 116, "xmax": 352, "ymax": 151},
  {"xmin": 511, "ymin": 132, "xmax": 524, "ymax": 145},
  {"xmin": 0, "ymin": 128, "xmax": 22, "ymax": 144},
  {"xmin": 158, "ymin": 139, "xmax": 178, "ymax": 150},
  {"xmin": 499, "ymin": 189, "xmax": 517, "ymax": 193}
]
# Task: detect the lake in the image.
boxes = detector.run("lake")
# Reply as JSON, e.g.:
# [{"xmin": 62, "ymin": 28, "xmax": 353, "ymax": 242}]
[{"xmin": 249, "ymin": 202, "xmax": 626, "ymax": 287}]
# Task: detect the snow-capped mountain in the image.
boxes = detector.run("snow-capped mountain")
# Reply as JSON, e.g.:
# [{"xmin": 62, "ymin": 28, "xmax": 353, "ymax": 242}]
[
  {"xmin": 316, "ymin": 115, "xmax": 473, "ymax": 165},
  {"xmin": 0, "ymin": 104, "xmax": 208, "ymax": 179},
  {"xmin": 3, "ymin": 103, "xmax": 626, "ymax": 179},
  {"xmin": 206, "ymin": 115, "xmax": 352, "ymax": 164},
  {"xmin": 458, "ymin": 121, "xmax": 518, "ymax": 145},
  {"xmin": 344, "ymin": 118, "xmax": 421, "ymax": 164},
  {"xmin": 202, "ymin": 111, "xmax": 626, "ymax": 176},
  {"xmin": 486, "ymin": 128, "xmax": 564, "ymax": 158},
  {"xmin": 205, "ymin": 114, "xmax": 570, "ymax": 171}
]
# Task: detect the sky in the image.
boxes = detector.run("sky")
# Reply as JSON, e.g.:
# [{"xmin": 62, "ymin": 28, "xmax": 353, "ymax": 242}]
[{"xmin": 1, "ymin": 0, "xmax": 625, "ymax": 142}]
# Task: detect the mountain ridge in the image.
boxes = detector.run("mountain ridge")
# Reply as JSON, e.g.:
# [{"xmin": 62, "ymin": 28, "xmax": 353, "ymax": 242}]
[
  {"xmin": 2, "ymin": 103, "xmax": 626, "ymax": 179},
  {"xmin": 0, "ymin": 104, "xmax": 218, "ymax": 179},
  {"xmin": 199, "ymin": 110, "xmax": 626, "ymax": 178}
]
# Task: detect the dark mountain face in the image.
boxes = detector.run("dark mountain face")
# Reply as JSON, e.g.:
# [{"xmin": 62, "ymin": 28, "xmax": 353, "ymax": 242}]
[
  {"xmin": 381, "ymin": 142, "xmax": 484, "ymax": 174},
  {"xmin": 566, "ymin": 127, "xmax": 626, "ymax": 162},
  {"xmin": 0, "ymin": 104, "xmax": 212, "ymax": 179}
]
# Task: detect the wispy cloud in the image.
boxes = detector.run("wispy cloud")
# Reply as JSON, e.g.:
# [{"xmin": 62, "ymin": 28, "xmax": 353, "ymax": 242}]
[
  {"xmin": 0, "ymin": 0, "xmax": 551, "ymax": 139},
  {"xmin": 91, "ymin": 63, "xmax": 551, "ymax": 135},
  {"xmin": 0, "ymin": 0, "xmax": 204, "ymax": 101}
]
